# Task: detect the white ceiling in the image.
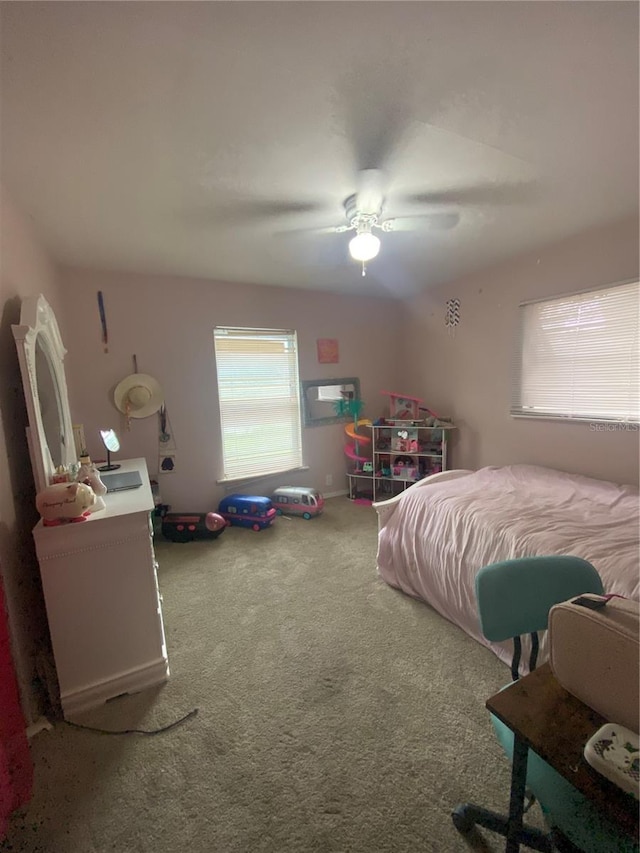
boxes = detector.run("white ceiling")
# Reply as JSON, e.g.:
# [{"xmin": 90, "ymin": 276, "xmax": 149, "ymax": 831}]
[{"xmin": 1, "ymin": 1, "xmax": 638, "ymax": 297}]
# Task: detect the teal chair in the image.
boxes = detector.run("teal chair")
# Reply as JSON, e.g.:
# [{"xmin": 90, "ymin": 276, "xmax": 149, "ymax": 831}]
[{"xmin": 452, "ymin": 555, "xmax": 638, "ymax": 853}]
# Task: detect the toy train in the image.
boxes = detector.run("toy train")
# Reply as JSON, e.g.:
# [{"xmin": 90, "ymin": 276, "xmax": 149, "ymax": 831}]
[{"xmin": 161, "ymin": 512, "xmax": 227, "ymax": 543}]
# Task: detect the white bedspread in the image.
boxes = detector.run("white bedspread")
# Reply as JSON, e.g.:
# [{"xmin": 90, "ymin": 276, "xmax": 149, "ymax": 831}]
[{"xmin": 377, "ymin": 464, "xmax": 639, "ymax": 667}]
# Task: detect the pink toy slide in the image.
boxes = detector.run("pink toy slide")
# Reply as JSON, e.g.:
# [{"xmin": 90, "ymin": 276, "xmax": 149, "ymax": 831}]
[{"xmin": 344, "ymin": 419, "xmax": 372, "ymax": 462}]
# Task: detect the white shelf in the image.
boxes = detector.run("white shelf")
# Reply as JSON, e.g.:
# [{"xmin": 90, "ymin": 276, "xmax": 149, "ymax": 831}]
[
  {"xmin": 374, "ymin": 451, "xmax": 442, "ymax": 459},
  {"xmin": 347, "ymin": 422, "xmax": 454, "ymax": 502}
]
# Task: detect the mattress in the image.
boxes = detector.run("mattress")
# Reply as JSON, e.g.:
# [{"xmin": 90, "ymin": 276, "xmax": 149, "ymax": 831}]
[{"xmin": 376, "ymin": 464, "xmax": 639, "ymax": 669}]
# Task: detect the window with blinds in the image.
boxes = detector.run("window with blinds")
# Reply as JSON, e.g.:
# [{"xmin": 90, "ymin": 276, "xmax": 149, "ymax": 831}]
[
  {"xmin": 511, "ymin": 280, "xmax": 639, "ymax": 423},
  {"xmin": 213, "ymin": 327, "xmax": 303, "ymax": 480}
]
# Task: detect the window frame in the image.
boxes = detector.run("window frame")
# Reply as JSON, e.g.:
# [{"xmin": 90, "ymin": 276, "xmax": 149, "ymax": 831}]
[{"xmin": 214, "ymin": 326, "xmax": 305, "ymax": 483}]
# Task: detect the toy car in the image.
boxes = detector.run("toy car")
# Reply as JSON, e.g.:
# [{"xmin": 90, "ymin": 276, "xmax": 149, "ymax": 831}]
[
  {"xmin": 217, "ymin": 494, "xmax": 277, "ymax": 531},
  {"xmin": 161, "ymin": 512, "xmax": 227, "ymax": 543},
  {"xmin": 270, "ymin": 486, "xmax": 324, "ymax": 519}
]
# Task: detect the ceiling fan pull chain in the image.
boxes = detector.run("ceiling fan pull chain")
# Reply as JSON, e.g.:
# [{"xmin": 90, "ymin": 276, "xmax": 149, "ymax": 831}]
[{"xmin": 361, "ymin": 261, "xmax": 367, "ymax": 277}]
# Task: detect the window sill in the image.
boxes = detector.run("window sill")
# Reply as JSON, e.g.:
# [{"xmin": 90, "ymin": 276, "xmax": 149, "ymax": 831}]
[
  {"xmin": 217, "ymin": 465, "xmax": 310, "ymax": 486},
  {"xmin": 511, "ymin": 413, "xmax": 639, "ymax": 427}
]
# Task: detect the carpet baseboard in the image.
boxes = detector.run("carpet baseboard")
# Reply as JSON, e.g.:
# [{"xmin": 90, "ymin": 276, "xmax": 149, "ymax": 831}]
[
  {"xmin": 62, "ymin": 657, "xmax": 170, "ymax": 717},
  {"xmin": 322, "ymin": 489, "xmax": 349, "ymax": 498}
]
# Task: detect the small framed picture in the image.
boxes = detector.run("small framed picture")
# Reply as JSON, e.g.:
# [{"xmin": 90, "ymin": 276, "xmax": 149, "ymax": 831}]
[
  {"xmin": 159, "ymin": 454, "xmax": 176, "ymax": 473},
  {"xmin": 317, "ymin": 338, "xmax": 339, "ymax": 364}
]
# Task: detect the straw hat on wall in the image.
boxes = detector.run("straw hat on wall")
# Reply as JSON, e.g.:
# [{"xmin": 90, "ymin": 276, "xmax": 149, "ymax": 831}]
[{"xmin": 114, "ymin": 373, "xmax": 164, "ymax": 419}]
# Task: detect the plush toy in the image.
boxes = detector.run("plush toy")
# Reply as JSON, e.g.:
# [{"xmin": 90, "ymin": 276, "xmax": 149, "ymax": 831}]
[{"xmin": 36, "ymin": 482, "xmax": 97, "ymax": 526}]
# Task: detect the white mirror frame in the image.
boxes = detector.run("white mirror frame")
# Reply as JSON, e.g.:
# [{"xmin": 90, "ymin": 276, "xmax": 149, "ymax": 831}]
[{"xmin": 12, "ymin": 294, "xmax": 76, "ymax": 494}]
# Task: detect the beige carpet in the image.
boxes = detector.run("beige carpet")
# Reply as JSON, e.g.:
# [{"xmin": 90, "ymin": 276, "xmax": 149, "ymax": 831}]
[{"xmin": 3, "ymin": 497, "xmax": 532, "ymax": 853}]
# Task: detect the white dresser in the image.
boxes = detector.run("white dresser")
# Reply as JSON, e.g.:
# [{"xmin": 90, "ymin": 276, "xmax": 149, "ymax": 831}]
[{"xmin": 33, "ymin": 458, "xmax": 169, "ymax": 717}]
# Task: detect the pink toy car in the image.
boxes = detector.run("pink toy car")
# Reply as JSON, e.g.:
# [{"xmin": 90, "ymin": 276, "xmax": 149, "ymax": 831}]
[{"xmin": 270, "ymin": 487, "xmax": 324, "ymax": 519}]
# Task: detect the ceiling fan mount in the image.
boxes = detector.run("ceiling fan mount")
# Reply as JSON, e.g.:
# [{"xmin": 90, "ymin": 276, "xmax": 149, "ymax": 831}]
[
  {"xmin": 336, "ymin": 193, "xmax": 395, "ymax": 236},
  {"xmin": 343, "ymin": 192, "xmax": 377, "ymax": 222}
]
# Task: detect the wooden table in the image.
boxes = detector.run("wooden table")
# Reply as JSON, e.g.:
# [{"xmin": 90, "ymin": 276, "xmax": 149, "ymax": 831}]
[{"xmin": 486, "ymin": 662, "xmax": 638, "ymax": 851}]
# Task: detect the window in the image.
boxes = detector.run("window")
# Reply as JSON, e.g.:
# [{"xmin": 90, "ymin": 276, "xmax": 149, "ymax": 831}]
[
  {"xmin": 511, "ymin": 280, "xmax": 639, "ymax": 423},
  {"xmin": 214, "ymin": 327, "xmax": 303, "ymax": 480}
]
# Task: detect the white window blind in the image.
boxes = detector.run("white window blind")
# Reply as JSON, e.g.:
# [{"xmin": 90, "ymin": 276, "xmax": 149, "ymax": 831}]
[
  {"xmin": 511, "ymin": 280, "xmax": 639, "ymax": 422},
  {"xmin": 214, "ymin": 327, "xmax": 303, "ymax": 480}
]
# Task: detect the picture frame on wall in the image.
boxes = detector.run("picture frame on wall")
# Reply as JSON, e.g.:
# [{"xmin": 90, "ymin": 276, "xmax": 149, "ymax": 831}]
[{"xmin": 317, "ymin": 338, "xmax": 339, "ymax": 364}]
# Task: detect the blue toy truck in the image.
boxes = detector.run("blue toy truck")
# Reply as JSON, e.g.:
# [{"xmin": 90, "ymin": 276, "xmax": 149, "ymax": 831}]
[{"xmin": 217, "ymin": 494, "xmax": 277, "ymax": 531}]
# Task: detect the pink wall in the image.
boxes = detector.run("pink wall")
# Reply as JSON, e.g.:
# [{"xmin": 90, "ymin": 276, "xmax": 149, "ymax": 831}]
[
  {"xmin": 3, "ymin": 193, "xmax": 637, "ymax": 726},
  {"xmin": 401, "ymin": 216, "xmax": 639, "ymax": 485},
  {"xmin": 58, "ymin": 268, "xmax": 402, "ymax": 511},
  {"xmin": 0, "ymin": 186, "xmax": 63, "ymax": 722}
]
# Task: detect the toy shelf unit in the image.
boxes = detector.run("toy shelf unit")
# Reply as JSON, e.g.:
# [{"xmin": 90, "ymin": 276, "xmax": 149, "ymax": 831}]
[{"xmin": 347, "ymin": 422, "xmax": 455, "ymax": 502}]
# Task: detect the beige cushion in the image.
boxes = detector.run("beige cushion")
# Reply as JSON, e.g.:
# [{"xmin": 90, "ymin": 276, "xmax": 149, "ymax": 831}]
[{"xmin": 549, "ymin": 595, "xmax": 640, "ymax": 734}]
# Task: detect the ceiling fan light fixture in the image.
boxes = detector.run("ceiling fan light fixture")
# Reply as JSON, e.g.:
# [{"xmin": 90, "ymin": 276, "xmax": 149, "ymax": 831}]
[{"xmin": 349, "ymin": 230, "xmax": 381, "ymax": 262}]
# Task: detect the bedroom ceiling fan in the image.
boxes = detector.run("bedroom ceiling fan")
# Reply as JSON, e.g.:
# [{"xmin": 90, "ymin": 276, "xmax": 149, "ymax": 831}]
[
  {"xmin": 180, "ymin": 56, "xmax": 539, "ymax": 282},
  {"xmin": 313, "ymin": 71, "xmax": 536, "ymax": 276},
  {"xmin": 315, "ymin": 167, "xmax": 462, "ymax": 276},
  {"xmin": 334, "ymin": 170, "xmax": 394, "ymax": 274},
  {"xmin": 185, "ymin": 84, "xmax": 536, "ymax": 277},
  {"xmin": 305, "ymin": 166, "xmax": 536, "ymax": 276},
  {"xmin": 188, "ymin": 159, "xmax": 533, "ymax": 278}
]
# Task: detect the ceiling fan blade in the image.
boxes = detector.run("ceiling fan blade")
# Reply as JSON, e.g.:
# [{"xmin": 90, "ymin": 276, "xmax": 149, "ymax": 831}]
[
  {"xmin": 182, "ymin": 199, "xmax": 325, "ymax": 227},
  {"xmin": 404, "ymin": 181, "xmax": 538, "ymax": 207},
  {"xmin": 354, "ymin": 168, "xmax": 386, "ymax": 215},
  {"xmin": 274, "ymin": 223, "xmax": 342, "ymax": 238},
  {"xmin": 336, "ymin": 59, "xmax": 415, "ymax": 176},
  {"xmin": 388, "ymin": 212, "xmax": 460, "ymax": 232}
]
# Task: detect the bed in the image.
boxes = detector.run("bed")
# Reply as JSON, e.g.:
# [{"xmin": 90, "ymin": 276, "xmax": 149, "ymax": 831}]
[{"xmin": 374, "ymin": 464, "xmax": 639, "ymax": 670}]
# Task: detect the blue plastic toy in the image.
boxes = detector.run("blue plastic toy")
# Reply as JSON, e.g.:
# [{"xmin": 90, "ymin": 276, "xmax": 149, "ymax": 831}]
[{"xmin": 218, "ymin": 494, "xmax": 277, "ymax": 531}]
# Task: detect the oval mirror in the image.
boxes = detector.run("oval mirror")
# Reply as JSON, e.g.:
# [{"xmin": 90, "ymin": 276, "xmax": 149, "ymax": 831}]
[
  {"xmin": 34, "ymin": 335, "xmax": 65, "ymax": 469},
  {"xmin": 12, "ymin": 295, "xmax": 76, "ymax": 493}
]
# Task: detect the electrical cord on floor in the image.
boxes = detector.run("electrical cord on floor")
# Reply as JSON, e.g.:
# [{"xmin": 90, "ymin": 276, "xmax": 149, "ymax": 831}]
[{"xmin": 63, "ymin": 708, "xmax": 198, "ymax": 735}]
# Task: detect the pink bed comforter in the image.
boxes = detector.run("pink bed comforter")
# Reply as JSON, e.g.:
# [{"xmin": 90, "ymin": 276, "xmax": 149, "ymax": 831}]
[{"xmin": 377, "ymin": 464, "xmax": 639, "ymax": 668}]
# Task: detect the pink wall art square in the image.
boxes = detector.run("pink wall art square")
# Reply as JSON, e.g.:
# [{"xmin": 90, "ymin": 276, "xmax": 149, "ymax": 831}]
[{"xmin": 317, "ymin": 338, "xmax": 339, "ymax": 364}]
